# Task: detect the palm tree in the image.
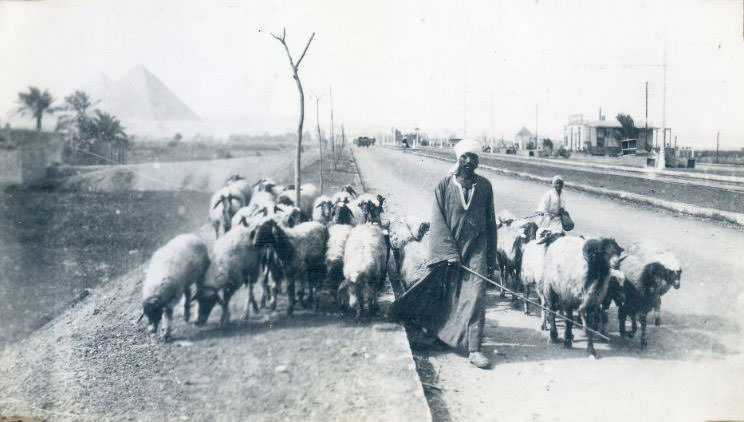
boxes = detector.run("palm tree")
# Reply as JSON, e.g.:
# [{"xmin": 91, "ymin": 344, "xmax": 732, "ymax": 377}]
[
  {"xmin": 16, "ymin": 86, "xmax": 55, "ymax": 131},
  {"xmin": 56, "ymin": 90, "xmax": 96, "ymax": 136}
]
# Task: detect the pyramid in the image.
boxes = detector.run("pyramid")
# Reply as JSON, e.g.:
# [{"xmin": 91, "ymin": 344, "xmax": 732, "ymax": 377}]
[{"xmin": 98, "ymin": 66, "xmax": 200, "ymax": 121}]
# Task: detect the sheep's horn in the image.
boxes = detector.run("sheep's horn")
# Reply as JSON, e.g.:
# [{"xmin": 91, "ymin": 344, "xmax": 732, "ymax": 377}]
[
  {"xmin": 617, "ymin": 254, "xmax": 630, "ymax": 264},
  {"xmin": 136, "ymin": 312, "xmax": 145, "ymax": 323},
  {"xmin": 212, "ymin": 197, "xmax": 224, "ymax": 209}
]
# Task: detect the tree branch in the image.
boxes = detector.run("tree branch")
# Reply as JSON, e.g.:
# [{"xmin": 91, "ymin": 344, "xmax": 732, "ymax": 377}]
[{"xmin": 295, "ymin": 32, "xmax": 316, "ymax": 69}]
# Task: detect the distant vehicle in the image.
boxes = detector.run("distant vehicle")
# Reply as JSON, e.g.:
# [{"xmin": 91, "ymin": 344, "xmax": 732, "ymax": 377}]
[{"xmin": 355, "ymin": 136, "xmax": 375, "ymax": 147}]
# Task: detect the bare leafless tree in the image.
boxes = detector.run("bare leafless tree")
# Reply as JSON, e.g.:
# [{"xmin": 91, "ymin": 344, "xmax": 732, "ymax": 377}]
[{"xmin": 269, "ymin": 28, "xmax": 315, "ymax": 207}]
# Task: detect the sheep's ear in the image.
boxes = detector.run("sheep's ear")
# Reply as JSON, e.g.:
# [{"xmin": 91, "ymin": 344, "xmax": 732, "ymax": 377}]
[
  {"xmin": 136, "ymin": 312, "xmax": 145, "ymax": 323},
  {"xmin": 239, "ymin": 216, "xmax": 248, "ymax": 227},
  {"xmin": 274, "ymin": 205, "xmax": 282, "ymax": 214},
  {"xmin": 212, "ymin": 197, "xmax": 224, "ymax": 209}
]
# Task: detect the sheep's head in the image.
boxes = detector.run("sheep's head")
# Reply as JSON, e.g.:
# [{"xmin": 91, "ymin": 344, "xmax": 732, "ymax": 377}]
[
  {"xmin": 225, "ymin": 174, "xmax": 244, "ymax": 184},
  {"xmin": 315, "ymin": 199, "xmax": 334, "ymax": 222},
  {"xmin": 357, "ymin": 195, "xmax": 384, "ymax": 224},
  {"xmin": 600, "ymin": 238, "xmax": 624, "ymax": 268},
  {"xmin": 416, "ymin": 222, "xmax": 431, "ymax": 241},
  {"xmin": 342, "ymin": 184, "xmax": 358, "ymax": 198},
  {"xmin": 277, "ymin": 205, "xmax": 302, "ymax": 228},
  {"xmin": 520, "ymin": 222, "xmax": 539, "ymax": 241},
  {"xmin": 252, "ymin": 217, "xmax": 280, "ymax": 248},
  {"xmin": 277, "ymin": 194, "xmax": 295, "ymax": 207},
  {"xmin": 142, "ymin": 296, "xmax": 163, "ymax": 333},
  {"xmin": 649, "ymin": 261, "xmax": 682, "ymax": 294},
  {"xmin": 194, "ymin": 286, "xmax": 223, "ymax": 326},
  {"xmin": 332, "ymin": 202, "xmax": 354, "ymax": 225}
]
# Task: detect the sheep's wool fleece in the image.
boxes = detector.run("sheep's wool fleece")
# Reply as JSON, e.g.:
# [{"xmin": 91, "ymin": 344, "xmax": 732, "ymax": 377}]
[
  {"xmin": 621, "ymin": 242, "xmax": 681, "ymax": 286},
  {"xmin": 394, "ymin": 173, "xmax": 497, "ymax": 352},
  {"xmin": 143, "ymin": 234, "xmax": 209, "ymax": 302}
]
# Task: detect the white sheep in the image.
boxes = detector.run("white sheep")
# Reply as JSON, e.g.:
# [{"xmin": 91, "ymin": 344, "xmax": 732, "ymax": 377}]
[
  {"xmin": 541, "ymin": 236, "xmax": 624, "ymax": 357},
  {"xmin": 252, "ymin": 217, "xmax": 328, "ymax": 313},
  {"xmin": 353, "ymin": 193, "xmax": 386, "ymax": 226},
  {"xmin": 312, "ymin": 195, "xmax": 334, "ymax": 225},
  {"xmin": 617, "ymin": 241, "xmax": 681, "ymax": 348},
  {"xmin": 224, "ymin": 175, "xmax": 253, "ymax": 204},
  {"xmin": 208, "ymin": 185, "xmax": 245, "ymax": 238},
  {"xmin": 194, "ymin": 224, "xmax": 263, "ymax": 326},
  {"xmin": 498, "ymin": 219, "xmax": 539, "ymax": 306},
  {"xmin": 342, "ymin": 223, "xmax": 389, "ymax": 317},
  {"xmin": 231, "ymin": 191, "xmax": 278, "ymax": 228},
  {"xmin": 520, "ymin": 237, "xmax": 549, "ymax": 329},
  {"xmin": 142, "ymin": 234, "xmax": 210, "ymax": 341}
]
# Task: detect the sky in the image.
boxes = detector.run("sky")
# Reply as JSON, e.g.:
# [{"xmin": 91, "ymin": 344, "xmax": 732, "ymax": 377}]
[{"xmin": 1, "ymin": 0, "xmax": 743, "ymax": 148}]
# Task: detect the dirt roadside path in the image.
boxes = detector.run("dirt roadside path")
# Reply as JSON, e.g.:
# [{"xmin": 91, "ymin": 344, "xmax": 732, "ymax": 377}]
[
  {"xmin": 354, "ymin": 146, "xmax": 744, "ymax": 422},
  {"xmin": 0, "ymin": 148, "xmax": 430, "ymax": 422}
]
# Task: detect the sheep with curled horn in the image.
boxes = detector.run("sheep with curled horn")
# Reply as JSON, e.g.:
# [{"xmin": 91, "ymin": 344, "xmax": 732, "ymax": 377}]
[
  {"xmin": 141, "ymin": 234, "xmax": 210, "ymax": 341},
  {"xmin": 540, "ymin": 236, "xmax": 624, "ymax": 357},
  {"xmin": 616, "ymin": 241, "xmax": 682, "ymax": 348},
  {"xmin": 208, "ymin": 185, "xmax": 245, "ymax": 238}
]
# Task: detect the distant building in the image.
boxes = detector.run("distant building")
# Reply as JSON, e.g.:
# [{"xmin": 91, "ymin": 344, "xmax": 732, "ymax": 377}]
[
  {"xmin": 515, "ymin": 127, "xmax": 535, "ymax": 150},
  {"xmin": 0, "ymin": 129, "xmax": 64, "ymax": 185},
  {"xmin": 564, "ymin": 114, "xmax": 658, "ymax": 155}
]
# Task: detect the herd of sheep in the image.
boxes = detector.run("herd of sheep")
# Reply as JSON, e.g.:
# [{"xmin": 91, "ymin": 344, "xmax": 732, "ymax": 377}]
[
  {"xmin": 493, "ymin": 214, "xmax": 682, "ymax": 357},
  {"xmin": 141, "ymin": 174, "xmax": 683, "ymax": 359},
  {"xmin": 141, "ymin": 175, "xmax": 402, "ymax": 341}
]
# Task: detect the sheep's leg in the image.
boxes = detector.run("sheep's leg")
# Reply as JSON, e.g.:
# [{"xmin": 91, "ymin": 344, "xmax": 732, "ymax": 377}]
[
  {"xmin": 213, "ymin": 223, "xmax": 220, "ymax": 239},
  {"xmin": 220, "ymin": 286, "xmax": 236, "ymax": 326},
  {"xmin": 639, "ymin": 312, "xmax": 648, "ymax": 349},
  {"xmin": 618, "ymin": 307, "xmax": 627, "ymax": 338},
  {"xmin": 161, "ymin": 307, "xmax": 173, "ymax": 342},
  {"xmin": 548, "ymin": 308, "xmax": 559, "ymax": 343},
  {"xmin": 653, "ymin": 298, "xmax": 662, "ymax": 326},
  {"xmin": 630, "ymin": 314, "xmax": 638, "ymax": 338},
  {"xmin": 499, "ymin": 268, "xmax": 507, "ymax": 298},
  {"xmin": 183, "ymin": 286, "xmax": 191, "ymax": 323},
  {"xmin": 523, "ymin": 283, "xmax": 531, "ymax": 314},
  {"xmin": 286, "ymin": 278, "xmax": 296, "ymax": 316},
  {"xmin": 586, "ymin": 310, "xmax": 598, "ymax": 358},
  {"xmin": 242, "ymin": 283, "xmax": 258, "ymax": 321},
  {"xmin": 297, "ymin": 272, "xmax": 308, "ymax": 309},
  {"xmin": 563, "ymin": 309, "xmax": 574, "ymax": 348}
]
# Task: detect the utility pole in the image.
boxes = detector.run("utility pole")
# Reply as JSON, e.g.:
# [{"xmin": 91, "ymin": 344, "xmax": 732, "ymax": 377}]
[
  {"xmin": 535, "ymin": 104, "xmax": 539, "ymax": 149},
  {"xmin": 329, "ymin": 86, "xmax": 335, "ymax": 169},
  {"xmin": 463, "ymin": 66, "xmax": 468, "ymax": 137},
  {"xmin": 315, "ymin": 96, "xmax": 324, "ymax": 193},
  {"xmin": 645, "ymin": 81, "xmax": 649, "ymax": 150},
  {"xmin": 716, "ymin": 131, "xmax": 720, "ymax": 163}
]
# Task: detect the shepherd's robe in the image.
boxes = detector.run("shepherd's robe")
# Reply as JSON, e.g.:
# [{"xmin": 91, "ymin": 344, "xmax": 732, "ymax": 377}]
[{"xmin": 395, "ymin": 173, "xmax": 497, "ymax": 352}]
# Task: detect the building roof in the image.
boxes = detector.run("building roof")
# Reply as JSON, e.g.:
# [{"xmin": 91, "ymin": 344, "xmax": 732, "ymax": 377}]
[{"xmin": 516, "ymin": 127, "xmax": 533, "ymax": 137}]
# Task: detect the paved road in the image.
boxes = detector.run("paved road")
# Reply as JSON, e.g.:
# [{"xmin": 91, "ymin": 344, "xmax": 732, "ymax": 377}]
[{"xmin": 354, "ymin": 146, "xmax": 744, "ymax": 422}]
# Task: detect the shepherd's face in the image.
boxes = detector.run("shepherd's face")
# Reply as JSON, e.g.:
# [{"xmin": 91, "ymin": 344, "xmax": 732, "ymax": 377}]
[
  {"xmin": 458, "ymin": 152, "xmax": 479, "ymax": 175},
  {"xmin": 554, "ymin": 181, "xmax": 564, "ymax": 194}
]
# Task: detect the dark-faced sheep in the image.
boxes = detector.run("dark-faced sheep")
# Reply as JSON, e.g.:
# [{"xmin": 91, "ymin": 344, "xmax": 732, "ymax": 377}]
[
  {"xmin": 312, "ymin": 195, "xmax": 334, "ymax": 225},
  {"xmin": 142, "ymin": 234, "xmax": 210, "ymax": 341},
  {"xmin": 617, "ymin": 242, "xmax": 681, "ymax": 348},
  {"xmin": 194, "ymin": 224, "xmax": 263, "ymax": 326},
  {"xmin": 276, "ymin": 183, "xmax": 321, "ymax": 222},
  {"xmin": 342, "ymin": 223, "xmax": 389, "ymax": 318},
  {"xmin": 541, "ymin": 236, "xmax": 624, "ymax": 357},
  {"xmin": 252, "ymin": 217, "xmax": 328, "ymax": 314}
]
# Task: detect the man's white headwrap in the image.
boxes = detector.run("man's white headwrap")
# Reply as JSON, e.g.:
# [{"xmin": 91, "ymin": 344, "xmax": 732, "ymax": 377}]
[
  {"xmin": 449, "ymin": 138, "xmax": 482, "ymax": 174},
  {"xmin": 552, "ymin": 175, "xmax": 564, "ymax": 185}
]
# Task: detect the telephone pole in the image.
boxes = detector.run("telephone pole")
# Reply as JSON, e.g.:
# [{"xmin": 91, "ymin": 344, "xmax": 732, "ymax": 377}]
[
  {"xmin": 645, "ymin": 81, "xmax": 649, "ymax": 149},
  {"xmin": 716, "ymin": 131, "xmax": 720, "ymax": 164},
  {"xmin": 329, "ymin": 86, "xmax": 335, "ymax": 169}
]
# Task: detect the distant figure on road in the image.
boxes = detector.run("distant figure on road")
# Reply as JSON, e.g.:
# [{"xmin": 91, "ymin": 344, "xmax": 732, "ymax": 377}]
[
  {"xmin": 536, "ymin": 175, "xmax": 569, "ymax": 243},
  {"xmin": 418, "ymin": 138, "xmax": 498, "ymax": 369},
  {"xmin": 402, "ymin": 138, "xmax": 409, "ymax": 148}
]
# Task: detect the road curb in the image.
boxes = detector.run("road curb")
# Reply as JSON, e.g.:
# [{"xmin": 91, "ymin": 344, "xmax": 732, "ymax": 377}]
[{"xmin": 410, "ymin": 149, "xmax": 744, "ymax": 229}]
